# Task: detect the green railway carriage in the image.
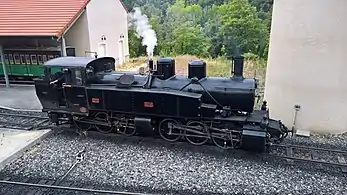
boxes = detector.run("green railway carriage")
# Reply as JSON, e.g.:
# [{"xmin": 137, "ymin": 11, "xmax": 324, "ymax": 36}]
[{"xmin": 0, "ymin": 47, "xmax": 75, "ymax": 80}]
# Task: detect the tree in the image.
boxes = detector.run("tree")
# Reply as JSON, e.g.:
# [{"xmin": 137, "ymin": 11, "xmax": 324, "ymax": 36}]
[
  {"xmin": 214, "ymin": 0, "xmax": 268, "ymax": 57},
  {"xmin": 124, "ymin": 0, "xmax": 272, "ymax": 59},
  {"xmin": 171, "ymin": 23, "xmax": 210, "ymax": 57}
]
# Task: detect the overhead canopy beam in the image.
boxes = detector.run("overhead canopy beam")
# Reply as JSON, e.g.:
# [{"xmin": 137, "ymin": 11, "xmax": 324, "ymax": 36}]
[{"xmin": 0, "ymin": 36, "xmax": 59, "ymax": 48}]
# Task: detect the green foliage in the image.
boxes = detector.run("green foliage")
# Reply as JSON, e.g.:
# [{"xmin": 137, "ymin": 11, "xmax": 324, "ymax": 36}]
[
  {"xmin": 125, "ymin": 0, "xmax": 272, "ymax": 60},
  {"xmin": 171, "ymin": 23, "xmax": 210, "ymax": 57}
]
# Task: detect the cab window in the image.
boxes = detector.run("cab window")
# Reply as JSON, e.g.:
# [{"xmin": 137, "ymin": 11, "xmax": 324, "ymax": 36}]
[{"xmin": 75, "ymin": 69, "xmax": 83, "ymax": 85}]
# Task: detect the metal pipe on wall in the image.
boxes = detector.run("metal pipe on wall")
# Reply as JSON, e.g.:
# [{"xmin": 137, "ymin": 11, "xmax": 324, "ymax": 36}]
[
  {"xmin": 0, "ymin": 45, "xmax": 10, "ymax": 88},
  {"xmin": 61, "ymin": 36, "xmax": 67, "ymax": 57}
]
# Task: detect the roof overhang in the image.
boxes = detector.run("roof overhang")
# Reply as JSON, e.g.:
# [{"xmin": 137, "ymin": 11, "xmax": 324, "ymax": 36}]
[
  {"xmin": 0, "ymin": 0, "xmax": 127, "ymax": 43},
  {"xmin": 57, "ymin": 6, "xmax": 88, "ymax": 40},
  {"xmin": 119, "ymin": 0, "xmax": 129, "ymax": 13}
]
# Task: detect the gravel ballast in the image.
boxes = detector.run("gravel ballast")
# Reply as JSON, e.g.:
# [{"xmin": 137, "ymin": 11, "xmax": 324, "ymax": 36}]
[{"xmin": 0, "ymin": 129, "xmax": 347, "ymax": 195}]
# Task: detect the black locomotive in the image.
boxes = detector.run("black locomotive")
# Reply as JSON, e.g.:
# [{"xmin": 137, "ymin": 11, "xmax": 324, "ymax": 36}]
[{"xmin": 34, "ymin": 56, "xmax": 289, "ymax": 152}]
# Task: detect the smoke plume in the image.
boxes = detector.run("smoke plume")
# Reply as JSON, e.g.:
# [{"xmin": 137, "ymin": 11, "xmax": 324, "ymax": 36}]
[{"xmin": 129, "ymin": 7, "xmax": 157, "ymax": 58}]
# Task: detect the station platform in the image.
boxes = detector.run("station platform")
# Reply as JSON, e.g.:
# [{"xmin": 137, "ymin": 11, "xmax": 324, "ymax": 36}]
[
  {"xmin": 0, "ymin": 84, "xmax": 42, "ymax": 111},
  {"xmin": 0, "ymin": 128, "xmax": 52, "ymax": 170}
]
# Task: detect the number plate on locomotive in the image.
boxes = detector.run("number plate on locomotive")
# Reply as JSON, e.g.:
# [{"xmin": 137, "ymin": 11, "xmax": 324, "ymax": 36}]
[
  {"xmin": 144, "ymin": 102, "xmax": 154, "ymax": 107},
  {"xmin": 92, "ymin": 98, "xmax": 100, "ymax": 103}
]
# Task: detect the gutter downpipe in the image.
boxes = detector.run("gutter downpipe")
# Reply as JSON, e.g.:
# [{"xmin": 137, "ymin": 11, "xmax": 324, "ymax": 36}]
[
  {"xmin": 61, "ymin": 36, "xmax": 67, "ymax": 57},
  {"xmin": 57, "ymin": 8, "xmax": 86, "ymax": 56},
  {"xmin": 0, "ymin": 45, "xmax": 10, "ymax": 88}
]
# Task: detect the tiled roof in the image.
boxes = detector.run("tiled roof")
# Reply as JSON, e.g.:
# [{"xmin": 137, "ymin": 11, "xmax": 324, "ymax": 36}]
[{"xmin": 0, "ymin": 0, "xmax": 90, "ymax": 37}]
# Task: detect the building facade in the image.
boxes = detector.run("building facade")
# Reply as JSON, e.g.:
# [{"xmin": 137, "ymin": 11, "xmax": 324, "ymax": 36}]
[
  {"xmin": 0, "ymin": 0, "xmax": 130, "ymax": 85},
  {"xmin": 264, "ymin": 0, "xmax": 347, "ymax": 134},
  {"xmin": 64, "ymin": 0, "xmax": 129, "ymax": 65}
]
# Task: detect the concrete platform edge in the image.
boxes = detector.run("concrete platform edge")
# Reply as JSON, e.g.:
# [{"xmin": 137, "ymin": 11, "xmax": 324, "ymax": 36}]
[
  {"xmin": 0, "ymin": 105, "xmax": 42, "ymax": 113},
  {"xmin": 0, "ymin": 129, "xmax": 53, "ymax": 171},
  {"xmin": 295, "ymin": 129, "xmax": 311, "ymax": 137}
]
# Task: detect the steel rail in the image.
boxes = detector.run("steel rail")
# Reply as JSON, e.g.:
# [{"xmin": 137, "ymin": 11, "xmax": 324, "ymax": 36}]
[
  {"xmin": 267, "ymin": 143, "xmax": 347, "ymax": 171},
  {"xmin": 263, "ymin": 153, "xmax": 347, "ymax": 168},
  {"xmin": 271, "ymin": 143, "xmax": 347, "ymax": 154},
  {"xmin": 0, "ymin": 180, "xmax": 153, "ymax": 195}
]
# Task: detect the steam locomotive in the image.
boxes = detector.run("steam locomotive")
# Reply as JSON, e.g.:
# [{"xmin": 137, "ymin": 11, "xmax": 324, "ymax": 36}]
[{"xmin": 34, "ymin": 56, "xmax": 289, "ymax": 152}]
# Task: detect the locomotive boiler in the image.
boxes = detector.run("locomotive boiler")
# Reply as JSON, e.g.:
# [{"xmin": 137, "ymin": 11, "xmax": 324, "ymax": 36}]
[
  {"xmin": 89, "ymin": 56, "xmax": 256, "ymax": 113},
  {"xmin": 34, "ymin": 56, "xmax": 289, "ymax": 153}
]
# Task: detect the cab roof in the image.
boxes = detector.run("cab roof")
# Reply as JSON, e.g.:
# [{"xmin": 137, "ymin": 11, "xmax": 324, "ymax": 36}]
[{"xmin": 43, "ymin": 56, "xmax": 116, "ymax": 68}]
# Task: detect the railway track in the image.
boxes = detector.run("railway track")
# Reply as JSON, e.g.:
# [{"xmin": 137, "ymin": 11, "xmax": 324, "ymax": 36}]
[
  {"xmin": 0, "ymin": 111, "xmax": 52, "ymax": 130},
  {"xmin": 1, "ymin": 108, "xmax": 347, "ymax": 173},
  {"xmin": 267, "ymin": 143, "xmax": 347, "ymax": 173},
  {"xmin": 0, "ymin": 146, "xmax": 152, "ymax": 195},
  {"xmin": 79, "ymin": 128, "xmax": 347, "ymax": 173}
]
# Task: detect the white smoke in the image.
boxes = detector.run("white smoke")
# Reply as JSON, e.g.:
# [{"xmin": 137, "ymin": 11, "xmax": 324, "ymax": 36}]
[{"xmin": 129, "ymin": 7, "xmax": 157, "ymax": 58}]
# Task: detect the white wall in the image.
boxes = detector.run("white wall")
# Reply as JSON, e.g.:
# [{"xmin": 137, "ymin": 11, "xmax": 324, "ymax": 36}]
[
  {"xmin": 64, "ymin": 11, "xmax": 91, "ymax": 57},
  {"xmin": 264, "ymin": 0, "xmax": 347, "ymax": 134},
  {"xmin": 85, "ymin": 0, "xmax": 129, "ymax": 65}
]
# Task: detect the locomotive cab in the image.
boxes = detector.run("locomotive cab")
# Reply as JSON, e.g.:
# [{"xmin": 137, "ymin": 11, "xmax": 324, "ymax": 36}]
[{"xmin": 34, "ymin": 57, "xmax": 116, "ymax": 119}]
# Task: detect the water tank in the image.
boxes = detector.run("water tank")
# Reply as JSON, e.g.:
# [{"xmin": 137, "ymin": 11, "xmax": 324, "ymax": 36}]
[{"xmin": 264, "ymin": 0, "xmax": 347, "ymax": 134}]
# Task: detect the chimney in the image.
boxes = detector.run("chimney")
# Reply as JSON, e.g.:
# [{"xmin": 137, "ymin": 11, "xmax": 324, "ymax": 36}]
[
  {"xmin": 232, "ymin": 56, "xmax": 244, "ymax": 78},
  {"xmin": 148, "ymin": 59, "xmax": 154, "ymax": 70}
]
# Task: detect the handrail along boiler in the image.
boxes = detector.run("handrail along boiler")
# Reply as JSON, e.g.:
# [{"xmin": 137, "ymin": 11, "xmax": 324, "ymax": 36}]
[{"xmin": 33, "ymin": 56, "xmax": 289, "ymax": 152}]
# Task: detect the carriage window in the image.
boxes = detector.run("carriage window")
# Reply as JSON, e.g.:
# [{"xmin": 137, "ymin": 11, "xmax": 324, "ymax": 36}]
[
  {"xmin": 30, "ymin": 55, "xmax": 37, "ymax": 65},
  {"xmin": 42, "ymin": 55, "xmax": 47, "ymax": 62},
  {"xmin": 8, "ymin": 54, "xmax": 14, "ymax": 64},
  {"xmin": 37, "ymin": 55, "xmax": 43, "ymax": 64},
  {"xmin": 48, "ymin": 55, "xmax": 54, "ymax": 60},
  {"xmin": 20, "ymin": 55, "xmax": 26, "ymax": 64},
  {"xmin": 14, "ymin": 54, "xmax": 20, "ymax": 64},
  {"xmin": 25, "ymin": 54, "xmax": 31, "ymax": 64},
  {"xmin": 4, "ymin": 54, "xmax": 8, "ymax": 64}
]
